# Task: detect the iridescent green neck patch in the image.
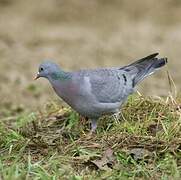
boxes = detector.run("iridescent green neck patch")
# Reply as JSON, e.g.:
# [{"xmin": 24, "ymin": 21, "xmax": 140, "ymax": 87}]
[{"xmin": 50, "ymin": 71, "xmax": 72, "ymax": 81}]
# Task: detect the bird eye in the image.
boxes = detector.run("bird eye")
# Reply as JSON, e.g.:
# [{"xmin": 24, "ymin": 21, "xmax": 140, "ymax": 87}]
[{"xmin": 40, "ymin": 67, "xmax": 44, "ymax": 71}]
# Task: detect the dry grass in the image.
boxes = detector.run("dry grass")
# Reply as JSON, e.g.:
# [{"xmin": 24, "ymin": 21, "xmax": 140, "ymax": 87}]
[{"xmin": 0, "ymin": 95, "xmax": 181, "ymax": 179}]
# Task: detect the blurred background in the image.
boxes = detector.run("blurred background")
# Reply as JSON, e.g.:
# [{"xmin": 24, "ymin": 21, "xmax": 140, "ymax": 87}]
[{"xmin": 0, "ymin": 0, "xmax": 180, "ymax": 110}]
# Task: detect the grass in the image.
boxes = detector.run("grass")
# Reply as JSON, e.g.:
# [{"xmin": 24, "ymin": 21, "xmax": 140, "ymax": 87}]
[{"xmin": 0, "ymin": 95, "xmax": 181, "ymax": 179}]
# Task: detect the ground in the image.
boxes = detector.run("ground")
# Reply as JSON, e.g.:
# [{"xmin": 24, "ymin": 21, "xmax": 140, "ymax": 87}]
[
  {"xmin": 0, "ymin": 95, "xmax": 181, "ymax": 179},
  {"xmin": 0, "ymin": 0, "xmax": 181, "ymax": 179}
]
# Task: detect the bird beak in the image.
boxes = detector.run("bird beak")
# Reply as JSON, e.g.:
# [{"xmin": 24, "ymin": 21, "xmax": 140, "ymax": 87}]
[{"xmin": 34, "ymin": 72, "xmax": 40, "ymax": 80}]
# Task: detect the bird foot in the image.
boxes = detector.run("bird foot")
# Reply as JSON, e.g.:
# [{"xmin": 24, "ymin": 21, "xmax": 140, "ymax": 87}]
[
  {"xmin": 91, "ymin": 119, "xmax": 97, "ymax": 132},
  {"xmin": 113, "ymin": 111, "xmax": 121, "ymax": 123}
]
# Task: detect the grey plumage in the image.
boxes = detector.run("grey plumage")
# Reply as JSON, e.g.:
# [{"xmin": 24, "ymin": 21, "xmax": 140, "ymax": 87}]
[
  {"xmin": 120, "ymin": 53, "xmax": 167, "ymax": 86},
  {"xmin": 35, "ymin": 53, "xmax": 167, "ymax": 132}
]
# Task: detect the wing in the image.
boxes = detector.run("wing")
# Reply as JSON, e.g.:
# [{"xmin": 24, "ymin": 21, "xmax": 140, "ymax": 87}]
[{"xmin": 88, "ymin": 69, "xmax": 132, "ymax": 103}]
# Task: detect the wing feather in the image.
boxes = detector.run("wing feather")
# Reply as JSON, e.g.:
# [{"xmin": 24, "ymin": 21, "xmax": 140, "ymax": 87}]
[{"xmin": 88, "ymin": 69, "xmax": 128, "ymax": 103}]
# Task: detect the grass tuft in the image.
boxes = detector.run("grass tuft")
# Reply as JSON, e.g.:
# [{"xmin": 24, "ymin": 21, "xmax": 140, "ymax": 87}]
[{"xmin": 0, "ymin": 95, "xmax": 181, "ymax": 179}]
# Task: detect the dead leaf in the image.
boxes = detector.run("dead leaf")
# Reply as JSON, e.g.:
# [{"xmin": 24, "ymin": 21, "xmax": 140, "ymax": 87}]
[
  {"xmin": 128, "ymin": 148, "xmax": 151, "ymax": 161},
  {"xmin": 147, "ymin": 123, "xmax": 163, "ymax": 136},
  {"xmin": 91, "ymin": 148, "xmax": 115, "ymax": 170}
]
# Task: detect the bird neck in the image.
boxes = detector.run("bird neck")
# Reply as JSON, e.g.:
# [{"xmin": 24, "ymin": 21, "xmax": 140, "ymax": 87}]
[{"xmin": 50, "ymin": 70, "xmax": 72, "ymax": 81}]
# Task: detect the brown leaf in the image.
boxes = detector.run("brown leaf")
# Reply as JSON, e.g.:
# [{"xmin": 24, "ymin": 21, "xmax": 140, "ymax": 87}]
[
  {"xmin": 147, "ymin": 123, "xmax": 163, "ymax": 136},
  {"xmin": 128, "ymin": 148, "xmax": 151, "ymax": 161},
  {"xmin": 91, "ymin": 148, "xmax": 115, "ymax": 170}
]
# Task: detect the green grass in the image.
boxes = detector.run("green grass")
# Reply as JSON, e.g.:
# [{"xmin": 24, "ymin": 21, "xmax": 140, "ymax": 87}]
[{"xmin": 0, "ymin": 95, "xmax": 181, "ymax": 179}]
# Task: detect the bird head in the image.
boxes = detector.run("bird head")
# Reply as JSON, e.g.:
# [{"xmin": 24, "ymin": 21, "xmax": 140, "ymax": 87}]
[{"xmin": 34, "ymin": 61, "xmax": 60, "ymax": 80}]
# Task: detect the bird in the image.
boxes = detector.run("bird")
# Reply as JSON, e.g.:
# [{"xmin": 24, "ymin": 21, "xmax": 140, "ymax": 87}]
[{"xmin": 34, "ymin": 53, "xmax": 167, "ymax": 132}]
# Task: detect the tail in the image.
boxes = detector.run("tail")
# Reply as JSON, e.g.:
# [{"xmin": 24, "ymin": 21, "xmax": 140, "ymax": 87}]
[{"xmin": 120, "ymin": 53, "xmax": 168, "ymax": 87}]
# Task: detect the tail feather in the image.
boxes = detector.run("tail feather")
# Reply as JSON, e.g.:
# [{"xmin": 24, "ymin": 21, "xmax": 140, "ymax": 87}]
[
  {"xmin": 127, "ymin": 52, "xmax": 159, "ymax": 67},
  {"xmin": 120, "ymin": 53, "xmax": 168, "ymax": 87}
]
